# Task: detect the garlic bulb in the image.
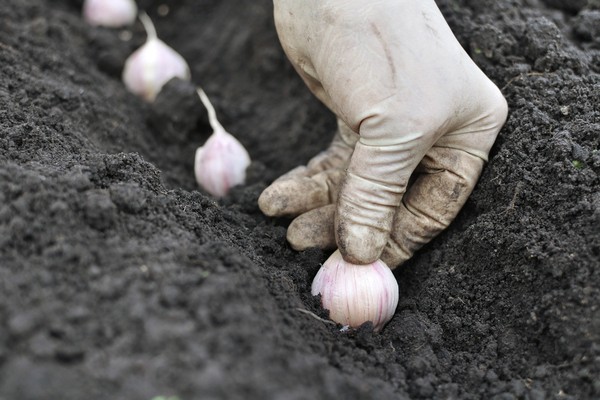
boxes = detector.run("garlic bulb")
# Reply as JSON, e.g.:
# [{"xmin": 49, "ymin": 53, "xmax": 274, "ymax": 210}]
[
  {"xmin": 194, "ymin": 88, "xmax": 251, "ymax": 197},
  {"xmin": 122, "ymin": 12, "xmax": 191, "ymax": 102},
  {"xmin": 311, "ymin": 250, "xmax": 399, "ymax": 332},
  {"xmin": 83, "ymin": 0, "xmax": 137, "ymax": 28}
]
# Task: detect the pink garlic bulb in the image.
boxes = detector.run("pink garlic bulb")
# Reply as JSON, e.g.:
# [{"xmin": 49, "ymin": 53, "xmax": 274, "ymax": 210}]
[
  {"xmin": 83, "ymin": 0, "xmax": 137, "ymax": 28},
  {"xmin": 122, "ymin": 12, "xmax": 191, "ymax": 102},
  {"xmin": 194, "ymin": 88, "xmax": 251, "ymax": 197},
  {"xmin": 311, "ymin": 250, "xmax": 399, "ymax": 332}
]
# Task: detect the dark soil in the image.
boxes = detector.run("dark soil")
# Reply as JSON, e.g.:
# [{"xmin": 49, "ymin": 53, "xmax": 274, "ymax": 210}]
[{"xmin": 1, "ymin": 0, "xmax": 598, "ymax": 399}]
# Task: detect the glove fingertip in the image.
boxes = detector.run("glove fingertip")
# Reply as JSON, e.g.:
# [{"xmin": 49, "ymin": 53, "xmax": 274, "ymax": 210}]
[
  {"xmin": 336, "ymin": 222, "xmax": 388, "ymax": 265},
  {"xmin": 259, "ymin": 175, "xmax": 332, "ymax": 216},
  {"xmin": 287, "ymin": 205, "xmax": 336, "ymax": 251},
  {"xmin": 379, "ymin": 245, "xmax": 409, "ymax": 270},
  {"xmin": 258, "ymin": 185, "xmax": 284, "ymax": 216}
]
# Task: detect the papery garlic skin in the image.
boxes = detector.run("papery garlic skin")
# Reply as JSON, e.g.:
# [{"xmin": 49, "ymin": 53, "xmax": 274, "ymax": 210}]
[
  {"xmin": 194, "ymin": 128, "xmax": 251, "ymax": 197},
  {"xmin": 83, "ymin": 0, "xmax": 137, "ymax": 28},
  {"xmin": 311, "ymin": 250, "xmax": 399, "ymax": 332},
  {"xmin": 122, "ymin": 13, "xmax": 191, "ymax": 102},
  {"xmin": 122, "ymin": 40, "xmax": 191, "ymax": 101},
  {"xmin": 194, "ymin": 88, "xmax": 251, "ymax": 197}
]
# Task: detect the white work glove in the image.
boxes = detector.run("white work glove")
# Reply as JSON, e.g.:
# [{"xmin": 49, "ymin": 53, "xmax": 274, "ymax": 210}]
[{"xmin": 259, "ymin": 0, "xmax": 508, "ymax": 267}]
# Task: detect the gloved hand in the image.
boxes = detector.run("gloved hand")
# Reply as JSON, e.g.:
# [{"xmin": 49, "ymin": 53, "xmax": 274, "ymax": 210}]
[{"xmin": 259, "ymin": 0, "xmax": 508, "ymax": 268}]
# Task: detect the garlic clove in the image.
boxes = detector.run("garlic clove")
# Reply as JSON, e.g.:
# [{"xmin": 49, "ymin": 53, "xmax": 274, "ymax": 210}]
[
  {"xmin": 311, "ymin": 249, "xmax": 399, "ymax": 332},
  {"xmin": 194, "ymin": 128, "xmax": 251, "ymax": 197},
  {"xmin": 194, "ymin": 88, "xmax": 251, "ymax": 197},
  {"xmin": 122, "ymin": 40, "xmax": 191, "ymax": 101},
  {"xmin": 122, "ymin": 13, "xmax": 191, "ymax": 102},
  {"xmin": 83, "ymin": 0, "xmax": 138, "ymax": 28}
]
